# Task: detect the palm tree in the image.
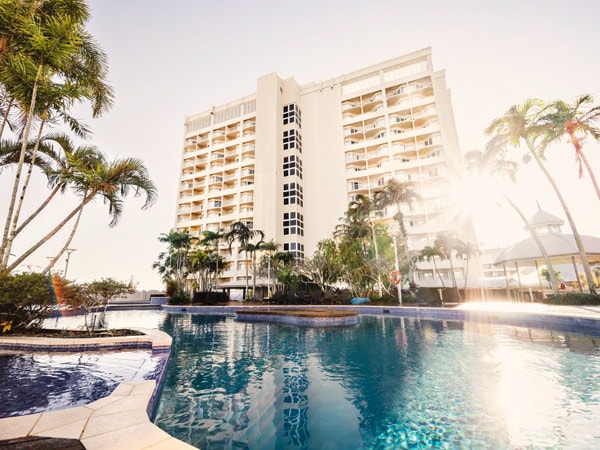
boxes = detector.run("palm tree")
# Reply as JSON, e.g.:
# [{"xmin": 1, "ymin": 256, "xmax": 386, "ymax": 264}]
[
  {"xmin": 241, "ymin": 240, "xmax": 266, "ymax": 300},
  {"xmin": 419, "ymin": 245, "xmax": 445, "ymax": 287},
  {"xmin": 348, "ymin": 194, "xmax": 382, "ymax": 295},
  {"xmin": 374, "ymin": 179, "xmax": 421, "ymax": 286},
  {"xmin": 225, "ymin": 221, "xmax": 265, "ymax": 299},
  {"xmin": 259, "ymin": 239, "xmax": 279, "ymax": 297},
  {"xmin": 485, "ymin": 99, "xmax": 596, "ymax": 293},
  {"xmin": 373, "ymin": 179, "xmax": 421, "ymax": 238},
  {"xmin": 8, "ymin": 153, "xmax": 157, "ymax": 272},
  {"xmin": 463, "ymin": 149, "xmax": 559, "ymax": 294},
  {"xmin": 539, "ymin": 94, "xmax": 600, "ymax": 201},
  {"xmin": 157, "ymin": 228, "xmax": 192, "ymax": 288},
  {"xmin": 454, "ymin": 239, "xmax": 479, "ymax": 290},
  {"xmin": 434, "ymin": 233, "xmax": 462, "ymax": 301},
  {"xmin": 0, "ymin": 0, "xmax": 113, "ymax": 269},
  {"xmin": 199, "ymin": 228, "xmax": 225, "ymax": 286}
]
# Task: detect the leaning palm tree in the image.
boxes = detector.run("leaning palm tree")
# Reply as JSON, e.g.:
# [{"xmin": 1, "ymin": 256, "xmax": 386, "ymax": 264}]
[
  {"xmin": 7, "ymin": 154, "xmax": 157, "ymax": 272},
  {"xmin": 485, "ymin": 99, "xmax": 596, "ymax": 294},
  {"xmin": 539, "ymin": 94, "xmax": 600, "ymax": 201},
  {"xmin": 0, "ymin": 0, "xmax": 113, "ymax": 269},
  {"xmin": 225, "ymin": 221, "xmax": 265, "ymax": 300},
  {"xmin": 463, "ymin": 149, "xmax": 559, "ymax": 294}
]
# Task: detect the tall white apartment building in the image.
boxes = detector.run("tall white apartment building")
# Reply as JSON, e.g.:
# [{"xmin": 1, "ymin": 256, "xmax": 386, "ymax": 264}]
[{"xmin": 176, "ymin": 48, "xmax": 479, "ymax": 286}]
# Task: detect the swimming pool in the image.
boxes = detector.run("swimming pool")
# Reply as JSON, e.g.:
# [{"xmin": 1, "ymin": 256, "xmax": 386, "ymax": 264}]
[
  {"xmin": 2, "ymin": 309, "xmax": 600, "ymax": 448},
  {"xmin": 153, "ymin": 312, "xmax": 600, "ymax": 449}
]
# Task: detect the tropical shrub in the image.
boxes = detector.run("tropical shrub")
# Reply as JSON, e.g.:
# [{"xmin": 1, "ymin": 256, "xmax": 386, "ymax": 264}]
[
  {"xmin": 0, "ymin": 272, "xmax": 55, "ymax": 333},
  {"xmin": 60, "ymin": 277, "xmax": 135, "ymax": 333},
  {"xmin": 545, "ymin": 292, "xmax": 600, "ymax": 306}
]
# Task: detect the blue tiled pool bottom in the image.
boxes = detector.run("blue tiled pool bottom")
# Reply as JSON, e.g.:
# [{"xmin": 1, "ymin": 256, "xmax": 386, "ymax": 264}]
[{"xmin": 0, "ymin": 348, "xmax": 169, "ymax": 418}]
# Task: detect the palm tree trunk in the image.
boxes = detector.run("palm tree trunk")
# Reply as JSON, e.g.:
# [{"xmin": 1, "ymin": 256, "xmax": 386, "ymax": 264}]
[
  {"xmin": 5, "ymin": 118, "xmax": 47, "ymax": 266},
  {"xmin": 43, "ymin": 203, "xmax": 84, "ymax": 274},
  {"xmin": 433, "ymin": 259, "xmax": 445, "ymax": 287},
  {"xmin": 0, "ymin": 97, "xmax": 13, "ymax": 140},
  {"xmin": 252, "ymin": 250, "xmax": 257, "ymax": 300},
  {"xmin": 578, "ymin": 148, "xmax": 600, "ymax": 202},
  {"xmin": 244, "ymin": 250, "xmax": 249, "ymax": 300},
  {"xmin": 0, "ymin": 64, "xmax": 43, "ymax": 269},
  {"xmin": 369, "ymin": 219, "xmax": 383, "ymax": 296},
  {"xmin": 14, "ymin": 185, "xmax": 61, "ymax": 236},
  {"xmin": 447, "ymin": 256, "xmax": 463, "ymax": 302},
  {"xmin": 526, "ymin": 140, "xmax": 596, "ymax": 293},
  {"xmin": 6, "ymin": 192, "xmax": 94, "ymax": 272}
]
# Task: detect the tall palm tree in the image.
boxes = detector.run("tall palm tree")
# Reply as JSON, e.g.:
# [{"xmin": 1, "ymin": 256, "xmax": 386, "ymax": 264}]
[
  {"xmin": 463, "ymin": 149, "xmax": 559, "ymax": 294},
  {"xmin": 225, "ymin": 221, "xmax": 264, "ymax": 299},
  {"xmin": 454, "ymin": 239, "xmax": 480, "ymax": 290},
  {"xmin": 434, "ymin": 233, "xmax": 461, "ymax": 300},
  {"xmin": 8, "ymin": 153, "xmax": 157, "ymax": 272},
  {"xmin": 539, "ymin": 94, "xmax": 600, "ymax": 201},
  {"xmin": 0, "ymin": 0, "xmax": 113, "ymax": 269},
  {"xmin": 348, "ymin": 194, "xmax": 382, "ymax": 295},
  {"xmin": 158, "ymin": 229, "xmax": 192, "ymax": 281},
  {"xmin": 374, "ymin": 179, "xmax": 421, "ymax": 288},
  {"xmin": 199, "ymin": 228, "xmax": 225, "ymax": 286},
  {"xmin": 485, "ymin": 99, "xmax": 596, "ymax": 293},
  {"xmin": 241, "ymin": 240, "xmax": 266, "ymax": 300},
  {"xmin": 259, "ymin": 239, "xmax": 279, "ymax": 297},
  {"xmin": 419, "ymin": 245, "xmax": 445, "ymax": 287}
]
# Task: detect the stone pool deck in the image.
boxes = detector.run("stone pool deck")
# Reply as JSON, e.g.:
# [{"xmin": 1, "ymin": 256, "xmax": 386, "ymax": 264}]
[
  {"xmin": 0, "ymin": 380, "xmax": 194, "ymax": 449},
  {"xmin": 0, "ymin": 328, "xmax": 194, "ymax": 449}
]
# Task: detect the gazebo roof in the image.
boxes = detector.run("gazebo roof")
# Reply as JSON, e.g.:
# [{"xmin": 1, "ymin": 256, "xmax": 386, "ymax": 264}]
[
  {"xmin": 528, "ymin": 208, "xmax": 564, "ymax": 228},
  {"xmin": 494, "ymin": 233, "xmax": 600, "ymax": 265}
]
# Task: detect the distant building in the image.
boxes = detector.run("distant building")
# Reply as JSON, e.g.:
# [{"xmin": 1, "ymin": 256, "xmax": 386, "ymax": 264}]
[{"xmin": 175, "ymin": 48, "xmax": 479, "ymax": 286}]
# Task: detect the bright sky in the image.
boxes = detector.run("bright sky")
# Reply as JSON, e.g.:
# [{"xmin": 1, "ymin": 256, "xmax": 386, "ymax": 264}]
[{"xmin": 2, "ymin": 0, "xmax": 599, "ymax": 290}]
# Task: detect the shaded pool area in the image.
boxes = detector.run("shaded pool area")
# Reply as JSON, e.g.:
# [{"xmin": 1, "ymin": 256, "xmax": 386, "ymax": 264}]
[{"xmin": 0, "ymin": 348, "xmax": 168, "ymax": 418}]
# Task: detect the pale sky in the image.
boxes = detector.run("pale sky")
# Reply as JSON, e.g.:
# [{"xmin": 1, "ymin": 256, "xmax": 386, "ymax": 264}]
[{"xmin": 2, "ymin": 0, "xmax": 599, "ymax": 290}]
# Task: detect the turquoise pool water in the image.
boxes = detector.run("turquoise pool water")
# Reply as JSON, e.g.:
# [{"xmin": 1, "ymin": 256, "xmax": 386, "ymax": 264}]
[
  {"xmin": 153, "ymin": 313, "xmax": 600, "ymax": 449},
  {"xmin": 3, "ymin": 310, "xmax": 600, "ymax": 448}
]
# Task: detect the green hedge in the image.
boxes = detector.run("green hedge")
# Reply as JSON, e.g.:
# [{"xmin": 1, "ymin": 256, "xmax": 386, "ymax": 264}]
[
  {"xmin": 0, "ymin": 272, "xmax": 55, "ymax": 333},
  {"xmin": 545, "ymin": 292, "xmax": 600, "ymax": 305}
]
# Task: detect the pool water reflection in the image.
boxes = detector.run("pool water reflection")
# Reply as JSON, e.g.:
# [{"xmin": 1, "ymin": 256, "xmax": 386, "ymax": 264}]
[
  {"xmin": 153, "ymin": 313, "xmax": 600, "ymax": 449},
  {"xmin": 2, "ymin": 310, "xmax": 599, "ymax": 448}
]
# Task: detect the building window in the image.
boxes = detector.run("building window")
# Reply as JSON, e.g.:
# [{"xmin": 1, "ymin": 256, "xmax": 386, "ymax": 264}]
[
  {"xmin": 283, "ymin": 242, "xmax": 304, "ymax": 259},
  {"xmin": 283, "ymin": 129, "xmax": 302, "ymax": 152},
  {"xmin": 283, "ymin": 182, "xmax": 303, "ymax": 206},
  {"xmin": 283, "ymin": 212, "xmax": 304, "ymax": 236},
  {"xmin": 283, "ymin": 155, "xmax": 303, "ymax": 178},
  {"xmin": 283, "ymin": 103, "xmax": 302, "ymax": 127}
]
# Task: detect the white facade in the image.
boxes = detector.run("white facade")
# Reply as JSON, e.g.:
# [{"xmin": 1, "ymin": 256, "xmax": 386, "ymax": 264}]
[{"xmin": 175, "ymin": 48, "xmax": 479, "ymax": 284}]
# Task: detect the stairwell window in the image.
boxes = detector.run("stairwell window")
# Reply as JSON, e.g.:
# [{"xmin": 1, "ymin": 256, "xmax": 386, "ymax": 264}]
[
  {"xmin": 283, "ymin": 182, "xmax": 304, "ymax": 206},
  {"xmin": 283, "ymin": 103, "xmax": 302, "ymax": 127},
  {"xmin": 283, "ymin": 155, "xmax": 303, "ymax": 178},
  {"xmin": 283, "ymin": 211, "xmax": 304, "ymax": 236}
]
